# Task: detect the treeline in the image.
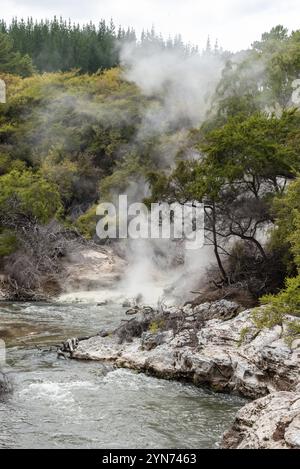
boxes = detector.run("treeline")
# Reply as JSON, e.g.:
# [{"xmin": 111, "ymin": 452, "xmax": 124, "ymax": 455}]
[{"xmin": 0, "ymin": 17, "xmax": 200, "ymax": 73}]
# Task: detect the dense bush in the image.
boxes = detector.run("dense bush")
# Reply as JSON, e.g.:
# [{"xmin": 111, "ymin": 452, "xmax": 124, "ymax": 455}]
[{"xmin": 0, "ymin": 169, "xmax": 62, "ymax": 224}]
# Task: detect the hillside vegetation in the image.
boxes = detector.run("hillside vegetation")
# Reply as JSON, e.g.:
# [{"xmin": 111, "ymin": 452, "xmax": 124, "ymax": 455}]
[{"xmin": 0, "ymin": 21, "xmax": 299, "ymax": 323}]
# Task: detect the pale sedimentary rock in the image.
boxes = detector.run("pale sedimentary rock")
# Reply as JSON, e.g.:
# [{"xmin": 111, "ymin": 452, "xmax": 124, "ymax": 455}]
[{"xmin": 222, "ymin": 391, "xmax": 300, "ymax": 449}]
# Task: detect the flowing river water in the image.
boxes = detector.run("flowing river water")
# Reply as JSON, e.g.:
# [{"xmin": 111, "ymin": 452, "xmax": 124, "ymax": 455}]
[{"xmin": 0, "ymin": 301, "xmax": 245, "ymax": 449}]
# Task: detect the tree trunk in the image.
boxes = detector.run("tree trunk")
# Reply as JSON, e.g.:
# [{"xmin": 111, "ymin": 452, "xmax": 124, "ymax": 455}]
[{"xmin": 209, "ymin": 203, "xmax": 228, "ymax": 283}]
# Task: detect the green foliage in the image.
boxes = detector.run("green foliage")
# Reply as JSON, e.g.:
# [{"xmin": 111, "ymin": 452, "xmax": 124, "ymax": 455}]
[
  {"xmin": 0, "ymin": 18, "xmax": 121, "ymax": 74},
  {"xmin": 200, "ymin": 111, "xmax": 300, "ymax": 187},
  {"xmin": 149, "ymin": 319, "xmax": 165, "ymax": 334},
  {"xmin": 260, "ymin": 177, "xmax": 300, "ymax": 324},
  {"xmin": 262, "ymin": 275, "xmax": 300, "ymax": 317},
  {"xmin": 0, "ymin": 32, "xmax": 33, "ymax": 76},
  {"xmin": 149, "ymin": 109, "xmax": 300, "ymax": 291},
  {"xmin": 1, "ymin": 21, "xmax": 300, "ymax": 308},
  {"xmin": 252, "ymin": 305, "xmax": 285, "ymax": 329},
  {"xmin": 0, "ymin": 17, "xmax": 199, "ymax": 74},
  {"xmin": 0, "ymin": 229, "xmax": 17, "ymax": 256},
  {"xmin": 0, "ymin": 152, "xmax": 26, "ymax": 175},
  {"xmin": 40, "ymin": 152, "xmax": 79, "ymax": 204},
  {"xmin": 151, "ymin": 109, "xmax": 300, "ymax": 203},
  {"xmin": 270, "ymin": 177, "xmax": 300, "ymax": 268},
  {"xmin": 0, "ymin": 69, "xmax": 145, "ymax": 212},
  {"xmin": 75, "ymin": 205, "xmax": 98, "ymax": 240},
  {"xmin": 253, "ymin": 275, "xmax": 300, "ymax": 342},
  {"xmin": 0, "ymin": 169, "xmax": 62, "ymax": 223},
  {"xmin": 213, "ymin": 24, "xmax": 300, "ymax": 117},
  {"xmin": 100, "ymin": 154, "xmax": 148, "ymax": 200},
  {"xmin": 285, "ymin": 320, "xmax": 300, "ymax": 346}
]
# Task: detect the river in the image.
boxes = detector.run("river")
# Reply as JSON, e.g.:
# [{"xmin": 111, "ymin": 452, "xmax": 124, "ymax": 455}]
[{"xmin": 0, "ymin": 301, "xmax": 245, "ymax": 449}]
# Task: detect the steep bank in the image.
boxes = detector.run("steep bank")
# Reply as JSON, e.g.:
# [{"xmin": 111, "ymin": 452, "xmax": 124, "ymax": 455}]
[{"xmin": 72, "ymin": 301, "xmax": 300, "ymax": 448}]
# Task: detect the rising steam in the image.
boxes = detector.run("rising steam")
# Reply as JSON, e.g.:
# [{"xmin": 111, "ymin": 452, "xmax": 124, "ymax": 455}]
[
  {"xmin": 121, "ymin": 42, "xmax": 224, "ymax": 135},
  {"xmin": 116, "ymin": 42, "xmax": 226, "ymax": 306}
]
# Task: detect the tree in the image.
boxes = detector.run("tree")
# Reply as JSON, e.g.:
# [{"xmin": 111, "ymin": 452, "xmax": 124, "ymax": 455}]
[
  {"xmin": 213, "ymin": 25, "xmax": 300, "ymax": 117},
  {"xmin": 0, "ymin": 17, "xmax": 201, "ymax": 74},
  {"xmin": 148, "ymin": 110, "xmax": 300, "ymax": 294},
  {"xmin": 0, "ymin": 33, "xmax": 33, "ymax": 76}
]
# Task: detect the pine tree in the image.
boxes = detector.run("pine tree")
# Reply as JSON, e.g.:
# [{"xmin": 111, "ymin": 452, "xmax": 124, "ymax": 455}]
[
  {"xmin": 0, "ymin": 32, "xmax": 33, "ymax": 76},
  {"xmin": 206, "ymin": 35, "xmax": 211, "ymax": 53}
]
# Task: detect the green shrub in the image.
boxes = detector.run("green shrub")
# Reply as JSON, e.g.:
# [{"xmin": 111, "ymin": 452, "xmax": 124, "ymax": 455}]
[
  {"xmin": 257, "ymin": 177, "xmax": 300, "ymax": 329},
  {"xmin": 252, "ymin": 305, "xmax": 285, "ymax": 329},
  {"xmin": 285, "ymin": 320, "xmax": 300, "ymax": 346},
  {"xmin": 0, "ymin": 229, "xmax": 17, "ymax": 257},
  {"xmin": 149, "ymin": 320, "xmax": 165, "ymax": 334},
  {"xmin": 254, "ymin": 275, "xmax": 300, "ymax": 329},
  {"xmin": 0, "ymin": 169, "xmax": 63, "ymax": 224}
]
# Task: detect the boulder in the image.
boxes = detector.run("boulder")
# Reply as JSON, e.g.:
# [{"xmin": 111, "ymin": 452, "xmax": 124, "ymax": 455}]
[
  {"xmin": 222, "ymin": 391, "xmax": 300, "ymax": 449},
  {"xmin": 141, "ymin": 331, "xmax": 169, "ymax": 351}
]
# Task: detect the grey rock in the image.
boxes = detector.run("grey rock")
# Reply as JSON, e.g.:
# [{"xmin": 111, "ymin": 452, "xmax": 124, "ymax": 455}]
[
  {"xmin": 193, "ymin": 300, "xmax": 240, "ymax": 321},
  {"xmin": 141, "ymin": 332, "xmax": 168, "ymax": 351},
  {"xmin": 222, "ymin": 391, "xmax": 300, "ymax": 449}
]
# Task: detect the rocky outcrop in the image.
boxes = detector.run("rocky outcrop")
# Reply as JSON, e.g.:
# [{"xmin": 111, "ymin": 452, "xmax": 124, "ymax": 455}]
[
  {"xmin": 73, "ymin": 301, "xmax": 300, "ymax": 399},
  {"xmin": 222, "ymin": 391, "xmax": 300, "ymax": 449}
]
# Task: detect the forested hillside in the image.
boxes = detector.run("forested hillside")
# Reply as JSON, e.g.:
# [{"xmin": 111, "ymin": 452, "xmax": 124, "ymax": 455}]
[{"xmin": 0, "ymin": 20, "xmax": 300, "ymax": 327}]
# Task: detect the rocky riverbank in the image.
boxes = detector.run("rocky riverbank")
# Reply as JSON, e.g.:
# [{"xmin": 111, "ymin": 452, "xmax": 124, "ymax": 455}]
[{"xmin": 72, "ymin": 300, "xmax": 300, "ymax": 449}]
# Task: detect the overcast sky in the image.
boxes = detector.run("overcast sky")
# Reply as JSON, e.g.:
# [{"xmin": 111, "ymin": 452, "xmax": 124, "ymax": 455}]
[{"xmin": 1, "ymin": 0, "xmax": 299, "ymax": 51}]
